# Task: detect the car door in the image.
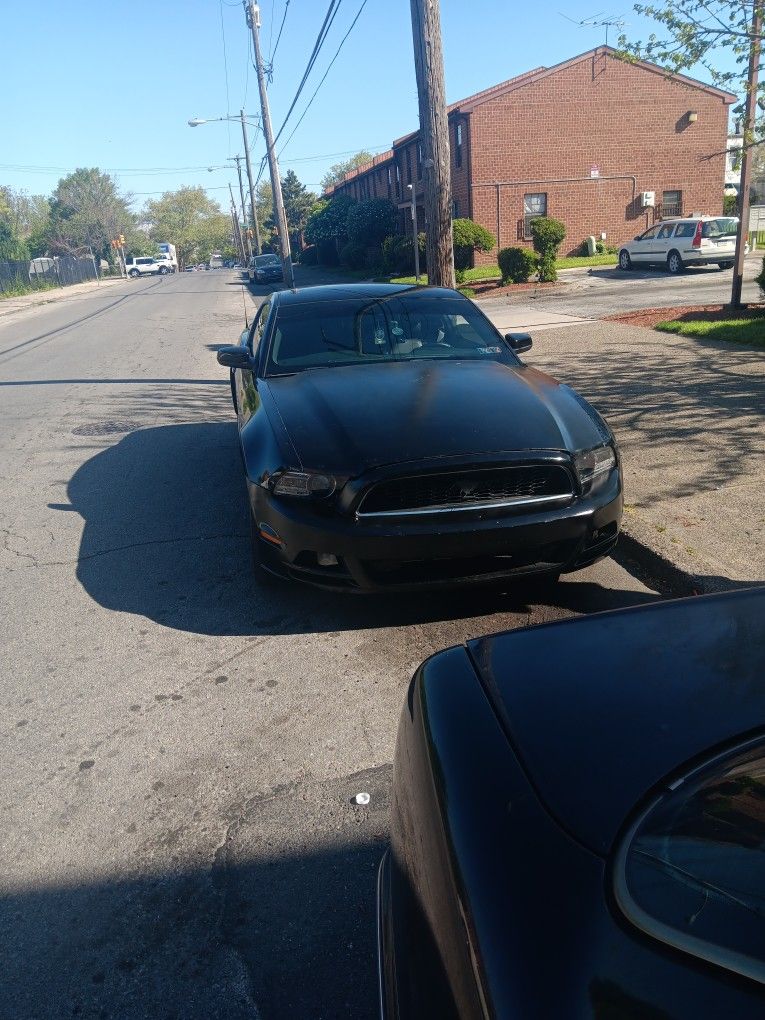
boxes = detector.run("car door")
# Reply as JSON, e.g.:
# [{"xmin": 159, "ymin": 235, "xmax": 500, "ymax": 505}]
[
  {"xmin": 236, "ymin": 300, "xmax": 270, "ymax": 427},
  {"xmin": 629, "ymin": 225, "xmax": 660, "ymax": 263},
  {"xmin": 651, "ymin": 222, "xmax": 677, "ymax": 263}
]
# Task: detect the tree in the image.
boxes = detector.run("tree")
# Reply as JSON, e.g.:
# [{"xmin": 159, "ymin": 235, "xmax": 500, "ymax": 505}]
[
  {"xmin": 255, "ymin": 181, "xmax": 275, "ymax": 249},
  {"xmin": 346, "ymin": 198, "xmax": 397, "ymax": 247},
  {"xmin": 0, "ymin": 220, "xmax": 30, "ymax": 261},
  {"xmin": 142, "ymin": 187, "xmax": 227, "ymax": 267},
  {"xmin": 320, "ymin": 151, "xmax": 375, "ymax": 193},
  {"xmin": 281, "ymin": 170, "xmax": 318, "ymax": 251},
  {"xmin": 0, "ymin": 187, "xmax": 50, "ymax": 241},
  {"xmin": 47, "ymin": 168, "xmax": 133, "ymax": 261},
  {"xmin": 304, "ymin": 195, "xmax": 356, "ymax": 262}
]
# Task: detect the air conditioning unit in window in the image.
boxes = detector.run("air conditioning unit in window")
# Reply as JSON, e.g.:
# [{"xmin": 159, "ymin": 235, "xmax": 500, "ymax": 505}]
[{"xmin": 640, "ymin": 191, "xmax": 656, "ymax": 208}]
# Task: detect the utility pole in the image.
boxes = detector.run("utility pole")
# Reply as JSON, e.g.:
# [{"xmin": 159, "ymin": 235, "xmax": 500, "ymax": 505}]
[
  {"xmin": 231, "ymin": 156, "xmax": 253, "ymax": 261},
  {"xmin": 409, "ymin": 0, "xmax": 455, "ymax": 288},
  {"xmin": 238, "ymin": 113, "xmax": 262, "ymax": 256},
  {"xmin": 229, "ymin": 183, "xmax": 247, "ymax": 264},
  {"xmin": 407, "ymin": 184, "xmax": 421, "ymax": 282},
  {"xmin": 246, "ymin": 1, "xmax": 295, "ymax": 288},
  {"xmin": 731, "ymin": 3, "xmax": 762, "ymax": 308}
]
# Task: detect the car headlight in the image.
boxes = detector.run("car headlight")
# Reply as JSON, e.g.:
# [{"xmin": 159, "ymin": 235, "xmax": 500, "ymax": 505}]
[
  {"xmin": 271, "ymin": 470, "xmax": 336, "ymax": 498},
  {"xmin": 574, "ymin": 444, "xmax": 617, "ymax": 491}
]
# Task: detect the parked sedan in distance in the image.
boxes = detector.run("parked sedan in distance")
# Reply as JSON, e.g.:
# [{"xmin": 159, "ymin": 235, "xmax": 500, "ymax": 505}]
[
  {"xmin": 618, "ymin": 216, "xmax": 740, "ymax": 273},
  {"xmin": 380, "ymin": 588, "xmax": 765, "ymax": 1018},
  {"xmin": 216, "ymin": 284, "xmax": 622, "ymax": 591},
  {"xmin": 248, "ymin": 253, "xmax": 284, "ymax": 284}
]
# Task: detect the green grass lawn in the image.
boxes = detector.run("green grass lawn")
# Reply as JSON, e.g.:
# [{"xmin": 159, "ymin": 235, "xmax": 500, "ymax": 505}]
[
  {"xmin": 655, "ymin": 316, "xmax": 765, "ymax": 345},
  {"xmin": 383, "ymin": 253, "xmax": 618, "ymax": 286}
]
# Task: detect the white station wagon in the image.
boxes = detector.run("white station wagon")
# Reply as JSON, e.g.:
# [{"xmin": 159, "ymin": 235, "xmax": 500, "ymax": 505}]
[{"xmin": 618, "ymin": 216, "xmax": 740, "ymax": 274}]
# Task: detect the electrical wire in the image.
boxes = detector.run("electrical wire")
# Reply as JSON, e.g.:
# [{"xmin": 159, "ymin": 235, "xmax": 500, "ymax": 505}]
[
  {"xmin": 270, "ymin": 0, "xmax": 290, "ymax": 65},
  {"xmin": 270, "ymin": 0, "xmax": 342, "ymax": 147},
  {"xmin": 278, "ymin": 0, "xmax": 370, "ymax": 157},
  {"xmin": 219, "ymin": 0, "xmax": 232, "ymax": 152}
]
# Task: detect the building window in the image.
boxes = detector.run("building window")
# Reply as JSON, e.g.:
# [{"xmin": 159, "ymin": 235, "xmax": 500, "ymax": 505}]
[
  {"xmin": 417, "ymin": 143, "xmax": 423, "ymax": 180},
  {"xmin": 452, "ymin": 200, "xmax": 459, "ymax": 218},
  {"xmin": 406, "ymin": 150, "xmax": 412, "ymax": 184},
  {"xmin": 523, "ymin": 193, "xmax": 547, "ymax": 238},
  {"xmin": 455, "ymin": 122, "xmax": 463, "ymax": 169},
  {"xmin": 661, "ymin": 190, "xmax": 683, "ymax": 218}
]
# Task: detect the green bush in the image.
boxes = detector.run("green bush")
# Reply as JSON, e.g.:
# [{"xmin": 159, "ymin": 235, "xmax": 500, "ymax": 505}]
[
  {"xmin": 723, "ymin": 192, "xmax": 739, "ymax": 216},
  {"xmin": 452, "ymin": 218, "xmax": 495, "ymax": 277},
  {"xmin": 498, "ymin": 246, "xmax": 538, "ymax": 284},
  {"xmin": 457, "ymin": 287, "xmax": 476, "ymax": 298},
  {"xmin": 381, "ymin": 232, "xmax": 425, "ymax": 275},
  {"xmin": 756, "ymin": 255, "xmax": 765, "ymax": 297},
  {"xmin": 530, "ymin": 217, "xmax": 566, "ymax": 282},
  {"xmin": 339, "ymin": 242, "xmax": 367, "ymax": 270},
  {"xmin": 298, "ymin": 245, "xmax": 318, "ymax": 265},
  {"xmin": 346, "ymin": 198, "xmax": 396, "ymax": 247}
]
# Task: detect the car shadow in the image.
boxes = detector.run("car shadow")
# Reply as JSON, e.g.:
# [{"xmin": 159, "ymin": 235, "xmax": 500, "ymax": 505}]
[
  {"xmin": 1, "ymin": 765, "xmax": 391, "ymax": 1020},
  {"xmin": 65, "ymin": 422, "xmax": 661, "ymax": 637}
]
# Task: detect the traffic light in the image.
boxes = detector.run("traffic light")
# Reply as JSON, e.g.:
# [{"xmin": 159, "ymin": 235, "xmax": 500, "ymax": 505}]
[{"xmin": 119, "ymin": 234, "xmax": 125, "ymax": 246}]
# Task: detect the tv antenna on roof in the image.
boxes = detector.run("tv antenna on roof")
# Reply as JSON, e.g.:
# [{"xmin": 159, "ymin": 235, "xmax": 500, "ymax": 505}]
[{"xmin": 559, "ymin": 11, "xmax": 628, "ymax": 46}]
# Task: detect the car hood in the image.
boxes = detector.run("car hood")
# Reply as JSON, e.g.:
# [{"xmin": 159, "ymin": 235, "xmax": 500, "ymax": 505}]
[
  {"xmin": 468, "ymin": 589, "xmax": 765, "ymax": 857},
  {"xmin": 262, "ymin": 360, "xmax": 610, "ymax": 474}
]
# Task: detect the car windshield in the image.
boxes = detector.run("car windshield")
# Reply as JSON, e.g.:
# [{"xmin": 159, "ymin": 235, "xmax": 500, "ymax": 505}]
[
  {"xmin": 255, "ymin": 255, "xmax": 280, "ymax": 266},
  {"xmin": 265, "ymin": 292, "xmax": 513, "ymax": 375},
  {"xmin": 702, "ymin": 218, "xmax": 738, "ymax": 238}
]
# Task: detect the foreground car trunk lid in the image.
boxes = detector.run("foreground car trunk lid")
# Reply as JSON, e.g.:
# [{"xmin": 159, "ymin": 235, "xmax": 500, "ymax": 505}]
[{"xmin": 466, "ymin": 589, "xmax": 765, "ymax": 857}]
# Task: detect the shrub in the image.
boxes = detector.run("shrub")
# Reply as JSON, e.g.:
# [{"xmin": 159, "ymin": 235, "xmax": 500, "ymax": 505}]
[
  {"xmin": 339, "ymin": 242, "xmax": 367, "ymax": 270},
  {"xmin": 457, "ymin": 287, "xmax": 476, "ymax": 298},
  {"xmin": 452, "ymin": 218, "xmax": 495, "ymax": 277},
  {"xmin": 381, "ymin": 233, "xmax": 425, "ymax": 275},
  {"xmin": 530, "ymin": 217, "xmax": 566, "ymax": 282},
  {"xmin": 723, "ymin": 192, "xmax": 739, "ymax": 216},
  {"xmin": 756, "ymin": 255, "xmax": 765, "ymax": 298},
  {"xmin": 498, "ymin": 246, "xmax": 538, "ymax": 284},
  {"xmin": 346, "ymin": 198, "xmax": 396, "ymax": 247},
  {"xmin": 298, "ymin": 245, "xmax": 318, "ymax": 265}
]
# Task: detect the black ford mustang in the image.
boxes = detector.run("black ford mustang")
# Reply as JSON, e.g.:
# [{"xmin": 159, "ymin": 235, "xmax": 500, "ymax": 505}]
[
  {"xmin": 217, "ymin": 284, "xmax": 622, "ymax": 591},
  {"xmin": 380, "ymin": 588, "xmax": 765, "ymax": 1018}
]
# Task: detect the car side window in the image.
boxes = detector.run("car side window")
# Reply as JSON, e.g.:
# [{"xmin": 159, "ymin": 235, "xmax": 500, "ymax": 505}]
[
  {"xmin": 673, "ymin": 223, "xmax": 697, "ymax": 238},
  {"xmin": 615, "ymin": 740, "xmax": 765, "ymax": 985},
  {"xmin": 657, "ymin": 224, "xmax": 675, "ymax": 239},
  {"xmin": 639, "ymin": 226, "xmax": 659, "ymax": 241},
  {"xmin": 249, "ymin": 301, "xmax": 270, "ymax": 356}
]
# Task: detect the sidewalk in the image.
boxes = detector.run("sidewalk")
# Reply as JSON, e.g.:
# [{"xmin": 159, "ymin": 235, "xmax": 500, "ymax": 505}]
[
  {"xmin": 0, "ymin": 276, "xmax": 127, "ymax": 319},
  {"xmin": 477, "ymin": 301, "xmax": 765, "ymax": 593}
]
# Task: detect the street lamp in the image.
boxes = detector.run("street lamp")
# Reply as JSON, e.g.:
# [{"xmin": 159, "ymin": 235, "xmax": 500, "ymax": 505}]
[
  {"xmin": 407, "ymin": 184, "xmax": 421, "ymax": 283},
  {"xmin": 189, "ymin": 111, "xmax": 261, "ymax": 256}
]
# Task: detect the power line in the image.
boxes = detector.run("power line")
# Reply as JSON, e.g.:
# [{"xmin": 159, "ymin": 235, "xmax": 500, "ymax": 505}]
[
  {"xmin": 270, "ymin": 0, "xmax": 290, "ymax": 65},
  {"xmin": 278, "ymin": 0, "xmax": 370, "ymax": 158},
  {"xmin": 271, "ymin": 0, "xmax": 342, "ymax": 147},
  {"xmin": 219, "ymin": 0, "xmax": 232, "ymax": 152}
]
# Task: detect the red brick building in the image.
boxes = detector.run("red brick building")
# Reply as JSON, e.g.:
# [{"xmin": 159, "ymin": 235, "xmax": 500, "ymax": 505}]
[{"xmin": 325, "ymin": 47, "xmax": 735, "ymax": 262}]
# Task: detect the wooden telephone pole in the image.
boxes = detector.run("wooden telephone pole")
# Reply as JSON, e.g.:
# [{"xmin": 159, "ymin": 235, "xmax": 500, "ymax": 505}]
[
  {"xmin": 409, "ymin": 0, "xmax": 455, "ymax": 288},
  {"xmin": 245, "ymin": 0, "xmax": 295, "ymax": 288},
  {"xmin": 731, "ymin": 3, "xmax": 762, "ymax": 308}
]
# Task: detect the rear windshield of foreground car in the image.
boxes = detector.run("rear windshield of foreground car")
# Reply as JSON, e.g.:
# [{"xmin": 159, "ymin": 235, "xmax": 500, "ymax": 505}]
[
  {"xmin": 265, "ymin": 293, "xmax": 514, "ymax": 375},
  {"xmin": 616, "ymin": 740, "xmax": 765, "ymax": 983}
]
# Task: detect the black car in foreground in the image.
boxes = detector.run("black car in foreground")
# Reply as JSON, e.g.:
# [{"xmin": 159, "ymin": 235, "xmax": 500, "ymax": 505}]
[
  {"xmin": 248, "ymin": 253, "xmax": 284, "ymax": 284},
  {"xmin": 379, "ymin": 588, "xmax": 765, "ymax": 1018},
  {"xmin": 217, "ymin": 284, "xmax": 621, "ymax": 591}
]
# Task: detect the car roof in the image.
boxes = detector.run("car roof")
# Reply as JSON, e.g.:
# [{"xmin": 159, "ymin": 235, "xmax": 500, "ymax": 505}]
[
  {"xmin": 467, "ymin": 587, "xmax": 765, "ymax": 857},
  {"xmin": 275, "ymin": 283, "xmax": 460, "ymax": 306}
]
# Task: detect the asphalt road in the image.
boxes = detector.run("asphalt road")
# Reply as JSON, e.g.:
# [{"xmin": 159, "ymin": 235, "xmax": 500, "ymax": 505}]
[
  {"xmin": 0, "ymin": 269, "xmax": 662, "ymax": 1020},
  {"xmin": 479, "ymin": 257, "xmax": 763, "ymax": 320}
]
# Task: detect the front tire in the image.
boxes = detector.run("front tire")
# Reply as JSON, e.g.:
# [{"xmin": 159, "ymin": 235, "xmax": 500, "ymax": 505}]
[
  {"xmin": 618, "ymin": 250, "xmax": 632, "ymax": 271},
  {"xmin": 158, "ymin": 265, "xmax": 169, "ymax": 275},
  {"xmin": 128, "ymin": 269, "xmax": 139, "ymax": 278},
  {"xmin": 667, "ymin": 250, "xmax": 683, "ymax": 274},
  {"xmin": 718, "ymin": 262, "xmax": 734, "ymax": 270}
]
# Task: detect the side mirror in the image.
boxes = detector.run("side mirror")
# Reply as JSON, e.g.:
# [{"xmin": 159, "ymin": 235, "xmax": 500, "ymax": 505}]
[
  {"xmin": 634, "ymin": 235, "xmax": 642, "ymax": 241},
  {"xmin": 505, "ymin": 332, "xmax": 533, "ymax": 354},
  {"xmin": 217, "ymin": 345, "xmax": 253, "ymax": 369}
]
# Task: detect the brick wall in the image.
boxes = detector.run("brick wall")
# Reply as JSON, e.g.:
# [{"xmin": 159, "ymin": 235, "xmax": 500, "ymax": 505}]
[{"xmin": 468, "ymin": 50, "xmax": 730, "ymax": 261}]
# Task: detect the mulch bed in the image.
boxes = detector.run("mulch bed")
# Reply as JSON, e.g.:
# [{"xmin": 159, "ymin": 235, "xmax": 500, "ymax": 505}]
[
  {"xmin": 605, "ymin": 304, "xmax": 765, "ymax": 329},
  {"xmin": 469, "ymin": 279, "xmax": 566, "ymax": 298}
]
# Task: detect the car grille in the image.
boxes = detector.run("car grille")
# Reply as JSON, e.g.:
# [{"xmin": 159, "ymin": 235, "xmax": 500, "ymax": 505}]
[{"xmin": 357, "ymin": 464, "xmax": 574, "ymax": 517}]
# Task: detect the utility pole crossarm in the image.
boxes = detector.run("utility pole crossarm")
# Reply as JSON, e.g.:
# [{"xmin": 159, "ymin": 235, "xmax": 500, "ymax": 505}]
[{"xmin": 246, "ymin": 0, "xmax": 295, "ymax": 288}]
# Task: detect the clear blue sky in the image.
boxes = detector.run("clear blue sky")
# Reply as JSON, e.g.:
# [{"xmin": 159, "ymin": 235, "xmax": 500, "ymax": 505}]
[{"xmin": 1, "ymin": 0, "xmax": 736, "ymax": 211}]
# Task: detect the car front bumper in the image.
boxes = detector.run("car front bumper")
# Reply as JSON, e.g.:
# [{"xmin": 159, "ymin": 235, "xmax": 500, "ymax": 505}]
[{"xmin": 248, "ymin": 472, "xmax": 623, "ymax": 592}]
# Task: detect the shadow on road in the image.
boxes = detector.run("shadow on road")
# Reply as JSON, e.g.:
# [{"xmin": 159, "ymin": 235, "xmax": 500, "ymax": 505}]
[
  {"xmin": 1, "ymin": 765, "xmax": 391, "ymax": 1020},
  {"xmin": 65, "ymin": 422, "xmax": 661, "ymax": 637}
]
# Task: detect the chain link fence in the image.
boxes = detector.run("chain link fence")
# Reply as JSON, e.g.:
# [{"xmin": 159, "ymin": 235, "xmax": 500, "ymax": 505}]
[{"xmin": 0, "ymin": 256, "xmax": 99, "ymax": 296}]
